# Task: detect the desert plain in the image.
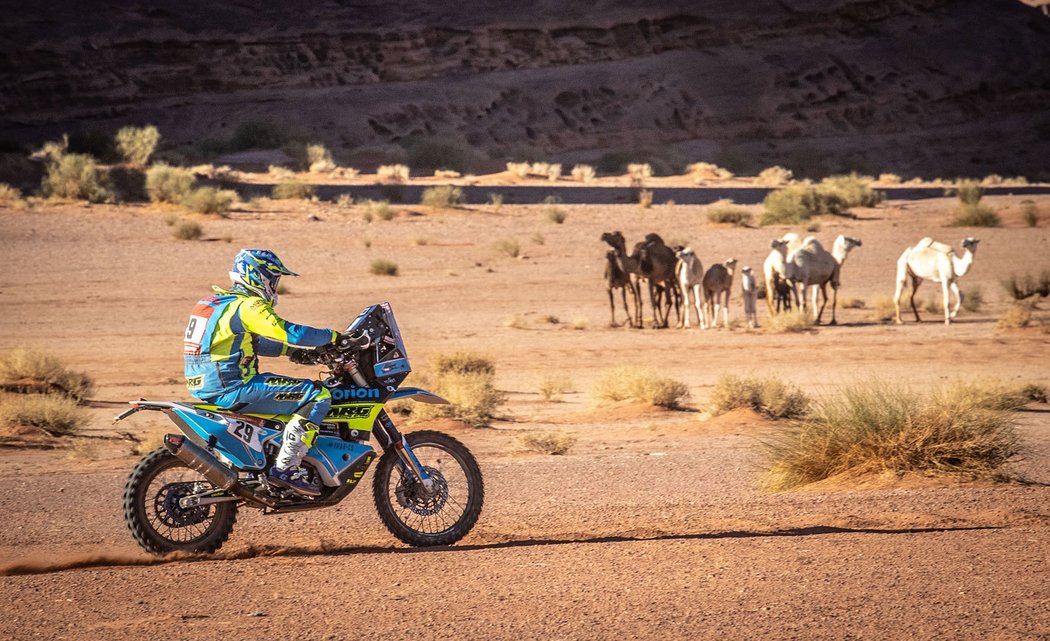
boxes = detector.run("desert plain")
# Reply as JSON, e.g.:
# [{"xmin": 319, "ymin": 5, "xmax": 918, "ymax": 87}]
[{"xmin": 0, "ymin": 184, "xmax": 1048, "ymax": 640}]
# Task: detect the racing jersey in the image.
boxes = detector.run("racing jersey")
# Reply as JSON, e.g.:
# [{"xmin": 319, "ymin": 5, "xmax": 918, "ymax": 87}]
[{"xmin": 183, "ymin": 287, "xmax": 337, "ymax": 399}]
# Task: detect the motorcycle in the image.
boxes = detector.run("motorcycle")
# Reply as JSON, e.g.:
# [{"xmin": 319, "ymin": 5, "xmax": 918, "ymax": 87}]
[{"xmin": 117, "ymin": 302, "xmax": 483, "ymax": 555}]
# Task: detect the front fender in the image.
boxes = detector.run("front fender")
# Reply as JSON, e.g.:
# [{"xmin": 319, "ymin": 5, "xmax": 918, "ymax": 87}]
[{"xmin": 387, "ymin": 387, "xmax": 449, "ymax": 405}]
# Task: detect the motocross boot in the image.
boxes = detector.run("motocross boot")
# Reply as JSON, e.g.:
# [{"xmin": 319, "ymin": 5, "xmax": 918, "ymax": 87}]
[{"xmin": 268, "ymin": 415, "xmax": 322, "ymax": 497}]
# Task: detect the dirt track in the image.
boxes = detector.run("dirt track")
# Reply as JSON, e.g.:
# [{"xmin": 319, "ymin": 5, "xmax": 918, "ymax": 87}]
[{"xmin": 0, "ymin": 192, "xmax": 1048, "ymax": 639}]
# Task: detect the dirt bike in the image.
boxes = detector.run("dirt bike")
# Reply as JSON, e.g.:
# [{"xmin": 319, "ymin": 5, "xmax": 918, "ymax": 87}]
[{"xmin": 117, "ymin": 303, "xmax": 483, "ymax": 555}]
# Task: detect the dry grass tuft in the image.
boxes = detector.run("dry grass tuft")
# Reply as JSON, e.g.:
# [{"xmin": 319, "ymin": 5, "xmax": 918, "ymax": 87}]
[
  {"xmin": 272, "ymin": 180, "xmax": 315, "ymax": 200},
  {"xmin": 0, "ymin": 183, "xmax": 23, "ymax": 206},
  {"xmin": 172, "ymin": 220, "xmax": 203, "ymax": 241},
  {"xmin": 115, "ymin": 125, "xmax": 159, "ymax": 167},
  {"xmin": 571, "ymin": 164, "xmax": 596, "ymax": 183},
  {"xmin": 840, "ymin": 297, "xmax": 865, "ymax": 309},
  {"xmin": 146, "ymin": 164, "xmax": 195, "ymax": 203},
  {"xmin": 1020, "ymin": 200, "xmax": 1039, "ymax": 228},
  {"xmin": 870, "ymin": 295, "xmax": 897, "ymax": 322},
  {"xmin": 950, "ymin": 203, "xmax": 1000, "ymax": 227},
  {"xmin": 182, "ymin": 187, "xmax": 236, "ymax": 216},
  {"xmin": 765, "ymin": 380, "xmax": 1023, "ymax": 491},
  {"xmin": 757, "ymin": 166, "xmax": 793, "ymax": 186},
  {"xmin": 494, "ymin": 238, "xmax": 521, "ymax": 257},
  {"xmin": 592, "ymin": 366, "xmax": 690, "ymax": 409},
  {"xmin": 537, "ymin": 375, "xmax": 573, "ymax": 401},
  {"xmin": 686, "ymin": 162, "xmax": 733, "ymax": 182},
  {"xmin": 420, "ymin": 185, "xmax": 464, "ymax": 208},
  {"xmin": 705, "ymin": 199, "xmax": 752, "ymax": 226},
  {"xmin": 0, "ymin": 348, "xmax": 95, "ymax": 400},
  {"xmin": 0, "ymin": 394, "xmax": 86, "ymax": 436},
  {"xmin": 708, "ymin": 374, "xmax": 810, "ymax": 420},
  {"xmin": 132, "ymin": 431, "xmax": 168, "ymax": 455},
  {"xmin": 413, "ymin": 352, "xmax": 504, "ymax": 426},
  {"xmin": 515, "ymin": 431, "xmax": 577, "ymax": 455},
  {"xmin": 942, "ymin": 380, "xmax": 1047, "ymax": 411},
  {"xmin": 997, "ymin": 303, "xmax": 1033, "ymax": 329},
  {"xmin": 66, "ymin": 438, "xmax": 101, "ymax": 461},
  {"xmin": 369, "ymin": 259, "xmax": 398, "ymax": 276},
  {"xmin": 377, "ymin": 164, "xmax": 410, "ymax": 183},
  {"xmin": 763, "ymin": 309, "xmax": 814, "ymax": 333},
  {"xmin": 504, "ymin": 315, "xmax": 529, "ymax": 329}
]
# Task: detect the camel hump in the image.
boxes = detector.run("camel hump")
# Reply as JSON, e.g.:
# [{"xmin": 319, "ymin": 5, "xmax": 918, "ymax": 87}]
[{"xmin": 915, "ymin": 237, "xmax": 953, "ymax": 254}]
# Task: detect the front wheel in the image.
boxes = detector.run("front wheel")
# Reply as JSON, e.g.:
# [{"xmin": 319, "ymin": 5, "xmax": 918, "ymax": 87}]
[
  {"xmin": 372, "ymin": 430, "xmax": 484, "ymax": 547},
  {"xmin": 123, "ymin": 447, "xmax": 238, "ymax": 555}
]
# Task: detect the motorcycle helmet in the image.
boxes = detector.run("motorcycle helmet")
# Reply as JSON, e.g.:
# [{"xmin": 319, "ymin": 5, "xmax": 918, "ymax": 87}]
[{"xmin": 229, "ymin": 249, "xmax": 298, "ymax": 304}]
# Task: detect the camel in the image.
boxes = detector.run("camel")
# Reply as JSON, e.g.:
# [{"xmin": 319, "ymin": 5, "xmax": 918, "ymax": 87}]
[
  {"xmin": 763, "ymin": 233, "xmax": 801, "ymax": 313},
  {"xmin": 635, "ymin": 234, "xmax": 679, "ymax": 329},
  {"xmin": 702, "ymin": 258, "xmax": 738, "ymax": 328},
  {"xmin": 740, "ymin": 266, "xmax": 759, "ymax": 329},
  {"xmin": 781, "ymin": 235, "xmax": 863, "ymax": 325},
  {"xmin": 603, "ymin": 249, "xmax": 633, "ymax": 327},
  {"xmin": 600, "ymin": 231, "xmax": 643, "ymax": 327},
  {"xmin": 894, "ymin": 237, "xmax": 980, "ymax": 325},
  {"xmin": 674, "ymin": 247, "xmax": 706, "ymax": 329}
]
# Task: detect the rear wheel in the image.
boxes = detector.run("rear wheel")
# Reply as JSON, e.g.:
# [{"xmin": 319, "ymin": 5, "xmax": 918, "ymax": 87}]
[
  {"xmin": 123, "ymin": 447, "xmax": 238, "ymax": 555},
  {"xmin": 372, "ymin": 430, "xmax": 483, "ymax": 547}
]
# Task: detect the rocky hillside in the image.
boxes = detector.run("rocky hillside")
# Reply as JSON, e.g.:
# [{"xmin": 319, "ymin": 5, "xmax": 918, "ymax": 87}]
[{"xmin": 2, "ymin": 0, "xmax": 1049, "ymax": 177}]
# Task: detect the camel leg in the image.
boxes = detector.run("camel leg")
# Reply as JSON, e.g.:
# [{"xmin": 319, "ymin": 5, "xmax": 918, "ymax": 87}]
[
  {"xmin": 766, "ymin": 286, "xmax": 776, "ymax": 316},
  {"xmin": 949, "ymin": 281, "xmax": 963, "ymax": 320},
  {"xmin": 909, "ymin": 276, "xmax": 923, "ymax": 322},
  {"xmin": 631, "ymin": 279, "xmax": 643, "ymax": 328},
  {"xmin": 815, "ymin": 283, "xmax": 828, "ymax": 325},
  {"xmin": 893, "ymin": 267, "xmax": 907, "ymax": 324},
  {"xmin": 697, "ymin": 286, "xmax": 708, "ymax": 329},
  {"xmin": 649, "ymin": 281, "xmax": 662, "ymax": 329},
  {"xmin": 678, "ymin": 284, "xmax": 689, "ymax": 328},
  {"xmin": 942, "ymin": 279, "xmax": 952, "ymax": 325},
  {"xmin": 829, "ymin": 284, "xmax": 839, "ymax": 325},
  {"xmin": 721, "ymin": 292, "xmax": 729, "ymax": 328},
  {"xmin": 619, "ymin": 287, "xmax": 632, "ymax": 328},
  {"xmin": 608, "ymin": 289, "xmax": 617, "ymax": 327}
]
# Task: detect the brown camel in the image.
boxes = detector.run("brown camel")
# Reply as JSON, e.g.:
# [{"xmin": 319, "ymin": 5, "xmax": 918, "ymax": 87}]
[
  {"xmin": 600, "ymin": 231, "xmax": 643, "ymax": 327},
  {"xmin": 635, "ymin": 233, "xmax": 679, "ymax": 328},
  {"xmin": 603, "ymin": 249, "xmax": 633, "ymax": 327}
]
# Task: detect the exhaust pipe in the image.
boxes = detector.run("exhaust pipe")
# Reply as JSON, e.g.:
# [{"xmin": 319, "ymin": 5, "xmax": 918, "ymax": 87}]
[{"xmin": 164, "ymin": 434, "xmax": 276, "ymax": 508}]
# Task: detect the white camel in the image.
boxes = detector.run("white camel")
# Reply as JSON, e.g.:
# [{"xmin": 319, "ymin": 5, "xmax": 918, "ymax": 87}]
[
  {"xmin": 763, "ymin": 232, "xmax": 801, "ymax": 314},
  {"xmin": 894, "ymin": 237, "xmax": 980, "ymax": 325},
  {"xmin": 675, "ymin": 247, "xmax": 707, "ymax": 329},
  {"xmin": 781, "ymin": 235, "xmax": 863, "ymax": 325},
  {"xmin": 740, "ymin": 266, "xmax": 759, "ymax": 329},
  {"xmin": 702, "ymin": 258, "xmax": 738, "ymax": 328}
]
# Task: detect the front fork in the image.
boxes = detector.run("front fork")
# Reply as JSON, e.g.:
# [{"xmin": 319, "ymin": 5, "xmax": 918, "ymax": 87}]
[{"xmin": 346, "ymin": 364, "xmax": 435, "ymax": 493}]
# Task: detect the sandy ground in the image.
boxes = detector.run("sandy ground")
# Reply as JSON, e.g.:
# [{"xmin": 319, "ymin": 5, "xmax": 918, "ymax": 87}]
[{"xmin": 0, "ymin": 191, "xmax": 1048, "ymax": 640}]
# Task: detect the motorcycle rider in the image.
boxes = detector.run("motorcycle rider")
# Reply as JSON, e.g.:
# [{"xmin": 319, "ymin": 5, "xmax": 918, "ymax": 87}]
[{"xmin": 183, "ymin": 249, "xmax": 337, "ymax": 497}]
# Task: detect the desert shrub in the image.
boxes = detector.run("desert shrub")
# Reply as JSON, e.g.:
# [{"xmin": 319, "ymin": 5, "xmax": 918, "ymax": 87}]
[
  {"xmin": 272, "ymin": 180, "xmax": 315, "ymax": 200},
  {"xmin": 42, "ymin": 153, "xmax": 113, "ymax": 202},
  {"xmin": 1002, "ymin": 271, "xmax": 1050, "ymax": 301},
  {"xmin": 758, "ymin": 166, "xmax": 793, "ymax": 186},
  {"xmin": 406, "ymin": 137, "xmax": 479, "ymax": 173},
  {"xmin": 997, "ymin": 303, "xmax": 1033, "ymax": 329},
  {"xmin": 820, "ymin": 173, "xmax": 882, "ymax": 208},
  {"xmin": 708, "ymin": 374, "xmax": 810, "ymax": 420},
  {"xmin": 377, "ymin": 164, "xmax": 409, "ymax": 183},
  {"xmin": 763, "ymin": 309, "xmax": 814, "ymax": 333},
  {"xmin": 506, "ymin": 162, "xmax": 531, "ymax": 178},
  {"xmin": 132, "ymin": 431, "xmax": 168, "ymax": 456},
  {"xmin": 637, "ymin": 189, "xmax": 654, "ymax": 209},
  {"xmin": 530, "ymin": 232, "xmax": 545, "ymax": 245},
  {"xmin": 369, "ymin": 259, "xmax": 399, "ymax": 276},
  {"xmin": 0, "ymin": 348, "xmax": 95, "ymax": 400},
  {"xmin": 942, "ymin": 380, "xmax": 1047, "ymax": 411},
  {"xmin": 0, "ymin": 183, "xmax": 23, "ymax": 205},
  {"xmin": 571, "ymin": 164, "xmax": 596, "ymax": 183},
  {"xmin": 412, "ymin": 237, "xmax": 430, "ymax": 246},
  {"xmin": 627, "ymin": 163, "xmax": 653, "ymax": 182},
  {"xmin": 230, "ymin": 120, "xmax": 288, "ymax": 151},
  {"xmin": 306, "ymin": 143, "xmax": 336, "ymax": 173},
  {"xmin": 961, "ymin": 285, "xmax": 983, "ymax": 312},
  {"xmin": 542, "ymin": 163, "xmax": 562, "ymax": 181},
  {"xmin": 981, "ymin": 174, "xmax": 1004, "ymax": 186},
  {"xmin": 182, "ymin": 187, "xmax": 236, "ymax": 215},
  {"xmin": 172, "ymin": 220, "xmax": 203, "ymax": 240},
  {"xmin": 1020, "ymin": 201, "xmax": 1039, "ymax": 227},
  {"xmin": 335, "ymin": 194, "xmax": 354, "ymax": 208},
  {"xmin": 515, "ymin": 431, "xmax": 577, "ymax": 455},
  {"xmin": 115, "ymin": 125, "xmax": 160, "ymax": 167},
  {"xmin": 764, "ymin": 380, "xmax": 1022, "ymax": 490},
  {"xmin": 686, "ymin": 162, "xmax": 733, "ymax": 182},
  {"xmin": 878, "ymin": 173, "xmax": 902, "ymax": 184},
  {"xmin": 705, "ymin": 199, "xmax": 752, "ymax": 226},
  {"xmin": 950, "ymin": 203, "xmax": 1000, "ymax": 227},
  {"xmin": 504, "ymin": 315, "xmax": 529, "ymax": 329},
  {"xmin": 488, "ymin": 193, "xmax": 504, "ymax": 210},
  {"xmin": 145, "ymin": 164, "xmax": 196, "ymax": 203},
  {"xmin": 413, "ymin": 352, "xmax": 504, "ymax": 426},
  {"xmin": 840, "ymin": 297, "xmax": 865, "ymax": 309},
  {"xmin": 361, "ymin": 199, "xmax": 394, "ymax": 222},
  {"xmin": 592, "ymin": 366, "xmax": 691, "ymax": 409},
  {"xmin": 950, "ymin": 180, "xmax": 985, "ymax": 206},
  {"xmin": 494, "ymin": 238, "xmax": 520, "ymax": 257},
  {"xmin": 569, "ymin": 317, "xmax": 589, "ymax": 330},
  {"xmin": 420, "ymin": 185, "xmax": 464, "ymax": 208},
  {"xmin": 269, "ymin": 165, "xmax": 295, "ymax": 180},
  {"xmin": 545, "ymin": 205, "xmax": 567, "ymax": 224},
  {"xmin": 0, "ymin": 394, "xmax": 86, "ymax": 436},
  {"xmin": 434, "ymin": 169, "xmax": 461, "ymax": 179},
  {"xmin": 538, "ymin": 375, "xmax": 573, "ymax": 401},
  {"xmin": 760, "ymin": 183, "xmax": 845, "ymax": 225}
]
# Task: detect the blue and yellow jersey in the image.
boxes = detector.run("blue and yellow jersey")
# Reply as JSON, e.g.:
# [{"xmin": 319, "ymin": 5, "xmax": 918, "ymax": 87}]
[{"xmin": 184, "ymin": 288, "xmax": 337, "ymax": 399}]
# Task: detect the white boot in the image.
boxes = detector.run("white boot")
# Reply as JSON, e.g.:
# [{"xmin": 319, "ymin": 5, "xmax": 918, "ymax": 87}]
[{"xmin": 269, "ymin": 415, "xmax": 321, "ymax": 496}]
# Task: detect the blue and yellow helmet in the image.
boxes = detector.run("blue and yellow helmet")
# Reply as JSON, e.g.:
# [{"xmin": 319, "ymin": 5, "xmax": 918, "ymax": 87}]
[{"xmin": 229, "ymin": 249, "xmax": 298, "ymax": 304}]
